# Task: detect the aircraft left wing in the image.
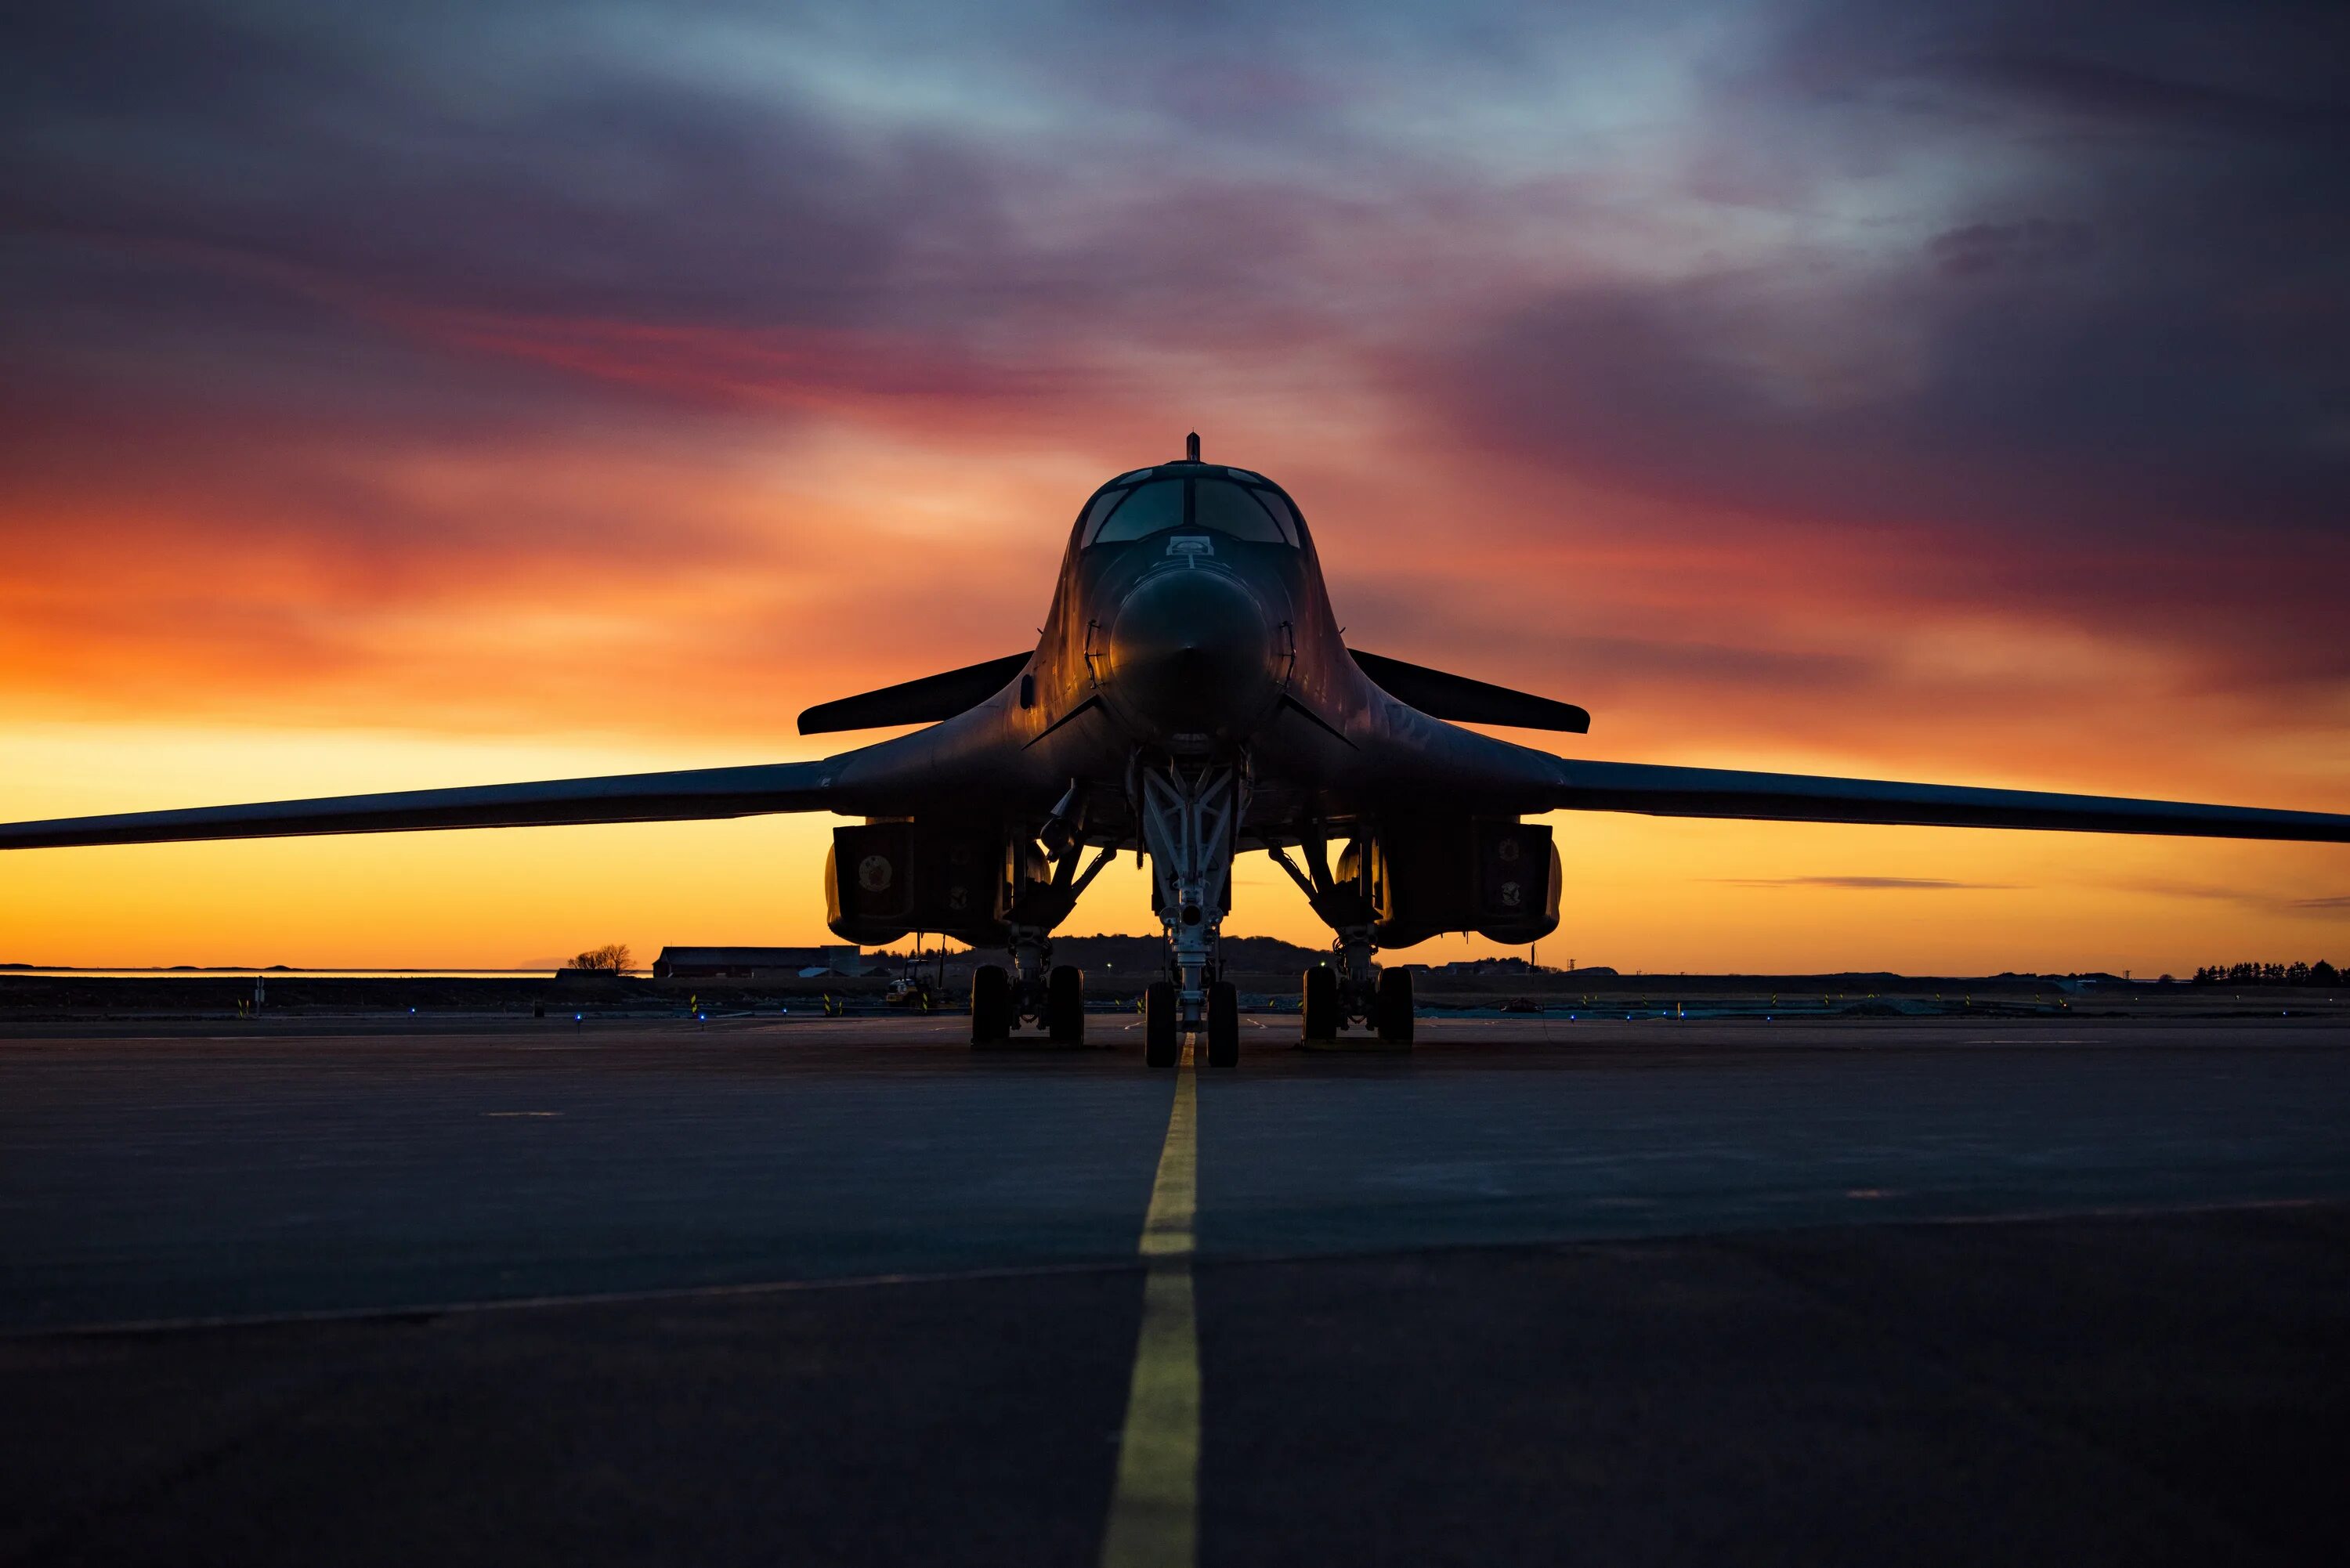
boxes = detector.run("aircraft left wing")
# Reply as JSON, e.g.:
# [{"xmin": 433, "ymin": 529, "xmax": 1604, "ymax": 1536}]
[
  {"xmin": 0, "ymin": 761, "xmax": 839, "ymax": 851},
  {"xmin": 800, "ymin": 652, "xmax": 1031, "ymax": 735},
  {"xmin": 1542, "ymin": 759, "xmax": 2350, "ymax": 841}
]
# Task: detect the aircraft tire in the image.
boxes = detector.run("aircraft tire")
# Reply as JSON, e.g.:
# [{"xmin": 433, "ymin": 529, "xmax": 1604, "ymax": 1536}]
[
  {"xmin": 1376, "ymin": 966, "xmax": 1414, "ymax": 1045},
  {"xmin": 1206, "ymin": 981, "xmax": 1239, "ymax": 1067},
  {"xmin": 1301, "ymin": 966, "xmax": 1340, "ymax": 1042},
  {"xmin": 1144, "ymin": 981, "xmax": 1180, "ymax": 1068},
  {"xmin": 971, "ymin": 963, "xmax": 1012, "ymax": 1046},
  {"xmin": 1047, "ymin": 963, "xmax": 1085, "ymax": 1044}
]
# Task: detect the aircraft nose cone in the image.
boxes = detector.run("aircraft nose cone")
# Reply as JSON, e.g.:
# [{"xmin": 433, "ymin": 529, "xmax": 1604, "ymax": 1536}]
[{"xmin": 1103, "ymin": 569, "xmax": 1281, "ymax": 747}]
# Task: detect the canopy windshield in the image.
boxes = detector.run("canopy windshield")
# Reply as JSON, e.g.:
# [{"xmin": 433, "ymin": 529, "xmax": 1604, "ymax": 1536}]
[{"xmin": 1079, "ymin": 468, "xmax": 1303, "ymax": 548}]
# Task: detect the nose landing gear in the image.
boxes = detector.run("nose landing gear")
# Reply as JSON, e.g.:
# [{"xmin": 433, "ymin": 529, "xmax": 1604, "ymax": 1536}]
[
  {"xmin": 1152, "ymin": 977, "xmax": 1239, "ymax": 1066},
  {"xmin": 1206, "ymin": 979, "xmax": 1240, "ymax": 1067},
  {"xmin": 1144, "ymin": 980, "xmax": 1179, "ymax": 1068},
  {"xmin": 1137, "ymin": 761, "xmax": 1246, "ymax": 1068}
]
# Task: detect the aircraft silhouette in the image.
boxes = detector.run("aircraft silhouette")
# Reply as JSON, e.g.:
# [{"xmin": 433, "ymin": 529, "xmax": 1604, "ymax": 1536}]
[{"xmin": 7, "ymin": 434, "xmax": 2348, "ymax": 1065}]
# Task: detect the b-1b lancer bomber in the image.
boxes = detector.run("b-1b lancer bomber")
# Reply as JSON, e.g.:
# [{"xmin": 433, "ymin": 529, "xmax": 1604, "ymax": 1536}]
[{"xmin": 7, "ymin": 435, "xmax": 2348, "ymax": 1065}]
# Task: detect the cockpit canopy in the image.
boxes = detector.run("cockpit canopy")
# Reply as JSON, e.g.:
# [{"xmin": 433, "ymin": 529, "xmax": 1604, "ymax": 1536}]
[{"xmin": 1076, "ymin": 463, "xmax": 1307, "ymax": 550}]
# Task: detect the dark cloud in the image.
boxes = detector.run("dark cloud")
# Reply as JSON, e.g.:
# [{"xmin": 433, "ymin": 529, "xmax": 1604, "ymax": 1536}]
[
  {"xmin": 1416, "ymin": 0, "xmax": 2349, "ymax": 708},
  {"xmin": 4, "ymin": 0, "xmax": 2345, "ymax": 755},
  {"xmin": 1, "ymin": 4, "xmax": 984, "ymax": 327},
  {"xmin": 1327, "ymin": 583, "xmax": 1882, "ymax": 699},
  {"xmin": 0, "ymin": 0, "xmax": 1445, "ymax": 467},
  {"xmin": 1927, "ymin": 45, "xmax": 2350, "ymax": 142},
  {"xmin": 1532, "ymin": 8, "xmax": 2339, "ymax": 415},
  {"xmin": 1927, "ymin": 219, "xmax": 2095, "ymax": 279},
  {"xmin": 0, "ymin": 0, "xmax": 1079, "ymax": 464},
  {"xmin": 2096, "ymin": 880, "xmax": 2350, "ymax": 917},
  {"xmin": 1436, "ymin": 193, "xmax": 2345, "ymax": 540}
]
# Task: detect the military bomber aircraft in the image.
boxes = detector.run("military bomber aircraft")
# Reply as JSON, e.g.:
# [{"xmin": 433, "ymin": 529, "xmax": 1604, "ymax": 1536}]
[{"xmin": 7, "ymin": 434, "xmax": 2349, "ymax": 1066}]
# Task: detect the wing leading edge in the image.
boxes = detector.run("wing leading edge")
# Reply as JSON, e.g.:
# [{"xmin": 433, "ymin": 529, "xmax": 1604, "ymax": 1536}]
[
  {"xmin": 1352, "ymin": 649, "xmax": 1589, "ymax": 734},
  {"xmin": 1546, "ymin": 759, "xmax": 2350, "ymax": 843},
  {"xmin": 0, "ymin": 761, "xmax": 839, "ymax": 851},
  {"xmin": 7, "ymin": 751, "xmax": 2345, "ymax": 853},
  {"xmin": 798, "ymin": 653, "xmax": 1031, "ymax": 735}
]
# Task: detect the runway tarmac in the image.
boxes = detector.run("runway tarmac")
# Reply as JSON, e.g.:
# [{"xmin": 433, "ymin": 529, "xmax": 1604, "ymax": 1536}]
[{"xmin": 5, "ymin": 1014, "xmax": 2348, "ymax": 1564}]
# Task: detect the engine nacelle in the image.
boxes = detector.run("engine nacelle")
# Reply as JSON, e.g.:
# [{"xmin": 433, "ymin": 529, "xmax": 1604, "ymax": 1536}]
[
  {"xmin": 826, "ymin": 822, "xmax": 1047, "ymax": 948},
  {"xmin": 1341, "ymin": 819, "xmax": 1561, "ymax": 948}
]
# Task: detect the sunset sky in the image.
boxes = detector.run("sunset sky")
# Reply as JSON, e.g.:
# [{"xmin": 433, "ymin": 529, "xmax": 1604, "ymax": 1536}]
[{"xmin": 3, "ymin": 1, "xmax": 2346, "ymax": 974}]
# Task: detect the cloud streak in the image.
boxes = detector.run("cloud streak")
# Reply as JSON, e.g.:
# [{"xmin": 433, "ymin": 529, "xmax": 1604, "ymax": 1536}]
[{"xmin": 1712, "ymin": 877, "xmax": 2022, "ymax": 891}]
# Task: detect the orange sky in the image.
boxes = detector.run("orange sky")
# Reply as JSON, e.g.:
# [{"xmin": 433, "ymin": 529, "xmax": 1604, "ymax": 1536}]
[
  {"xmin": 3, "ymin": 3, "xmax": 2346, "ymax": 974},
  {"xmin": 2, "ymin": 406, "xmax": 2342, "ymax": 975}
]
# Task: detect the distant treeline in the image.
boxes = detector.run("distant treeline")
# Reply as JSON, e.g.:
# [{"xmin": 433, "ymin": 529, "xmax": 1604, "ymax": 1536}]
[{"xmin": 2191, "ymin": 962, "xmax": 2341, "ymax": 986}]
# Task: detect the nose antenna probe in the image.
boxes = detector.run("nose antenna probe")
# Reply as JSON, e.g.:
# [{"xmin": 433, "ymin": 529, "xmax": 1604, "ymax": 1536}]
[{"xmin": 1185, "ymin": 431, "xmax": 1200, "ymax": 462}]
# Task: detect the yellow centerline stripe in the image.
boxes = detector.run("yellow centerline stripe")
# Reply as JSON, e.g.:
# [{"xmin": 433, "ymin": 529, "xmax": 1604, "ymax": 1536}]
[
  {"xmin": 1100, "ymin": 1042, "xmax": 1200, "ymax": 1568},
  {"xmin": 1138, "ymin": 1044, "xmax": 1198, "ymax": 1257}
]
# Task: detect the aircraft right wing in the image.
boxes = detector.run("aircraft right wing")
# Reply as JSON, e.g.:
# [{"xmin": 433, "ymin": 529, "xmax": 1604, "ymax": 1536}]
[
  {"xmin": 1543, "ymin": 758, "xmax": 2350, "ymax": 842},
  {"xmin": 1352, "ymin": 649, "xmax": 1590, "ymax": 733},
  {"xmin": 0, "ymin": 760, "xmax": 841, "ymax": 851}
]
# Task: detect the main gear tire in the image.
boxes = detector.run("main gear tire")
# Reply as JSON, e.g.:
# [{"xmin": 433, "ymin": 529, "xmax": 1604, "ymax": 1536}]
[
  {"xmin": 1302, "ymin": 966, "xmax": 1340, "ymax": 1044},
  {"xmin": 970, "ymin": 963, "xmax": 1012, "ymax": 1046},
  {"xmin": 1144, "ymin": 981, "xmax": 1180, "ymax": 1068},
  {"xmin": 1046, "ymin": 963, "xmax": 1085, "ymax": 1045},
  {"xmin": 1376, "ymin": 966, "xmax": 1415, "ymax": 1045},
  {"xmin": 1206, "ymin": 981, "xmax": 1240, "ymax": 1067}
]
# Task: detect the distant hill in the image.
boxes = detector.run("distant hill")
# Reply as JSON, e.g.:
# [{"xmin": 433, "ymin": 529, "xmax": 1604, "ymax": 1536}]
[{"xmin": 1041, "ymin": 934, "xmax": 1329, "ymax": 975}]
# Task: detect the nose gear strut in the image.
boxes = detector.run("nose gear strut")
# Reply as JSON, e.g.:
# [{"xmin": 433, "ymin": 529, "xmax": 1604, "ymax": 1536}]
[{"xmin": 1136, "ymin": 759, "xmax": 1246, "ymax": 1068}]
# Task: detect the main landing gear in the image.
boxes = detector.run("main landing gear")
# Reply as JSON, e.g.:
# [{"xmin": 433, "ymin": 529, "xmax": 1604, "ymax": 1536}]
[
  {"xmin": 969, "ymin": 955, "xmax": 1088, "ymax": 1046},
  {"xmin": 1294, "ymin": 935, "xmax": 1410, "ymax": 1047},
  {"xmin": 1138, "ymin": 761, "xmax": 1243, "ymax": 1069},
  {"xmin": 1269, "ymin": 832, "xmax": 1413, "ymax": 1050},
  {"xmin": 970, "ymin": 826, "xmax": 1121, "ymax": 1049}
]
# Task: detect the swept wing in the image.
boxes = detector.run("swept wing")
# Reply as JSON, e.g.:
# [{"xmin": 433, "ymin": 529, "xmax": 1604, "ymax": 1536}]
[
  {"xmin": 798, "ymin": 653, "xmax": 1030, "ymax": 735},
  {"xmin": 1350, "ymin": 650, "xmax": 1589, "ymax": 734},
  {"xmin": 1545, "ymin": 758, "xmax": 2350, "ymax": 842},
  {"xmin": 0, "ymin": 761, "xmax": 839, "ymax": 851}
]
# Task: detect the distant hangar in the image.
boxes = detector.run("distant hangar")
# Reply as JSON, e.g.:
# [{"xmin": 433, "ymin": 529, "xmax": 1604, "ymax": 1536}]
[{"xmin": 651, "ymin": 946, "xmax": 870, "ymax": 981}]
